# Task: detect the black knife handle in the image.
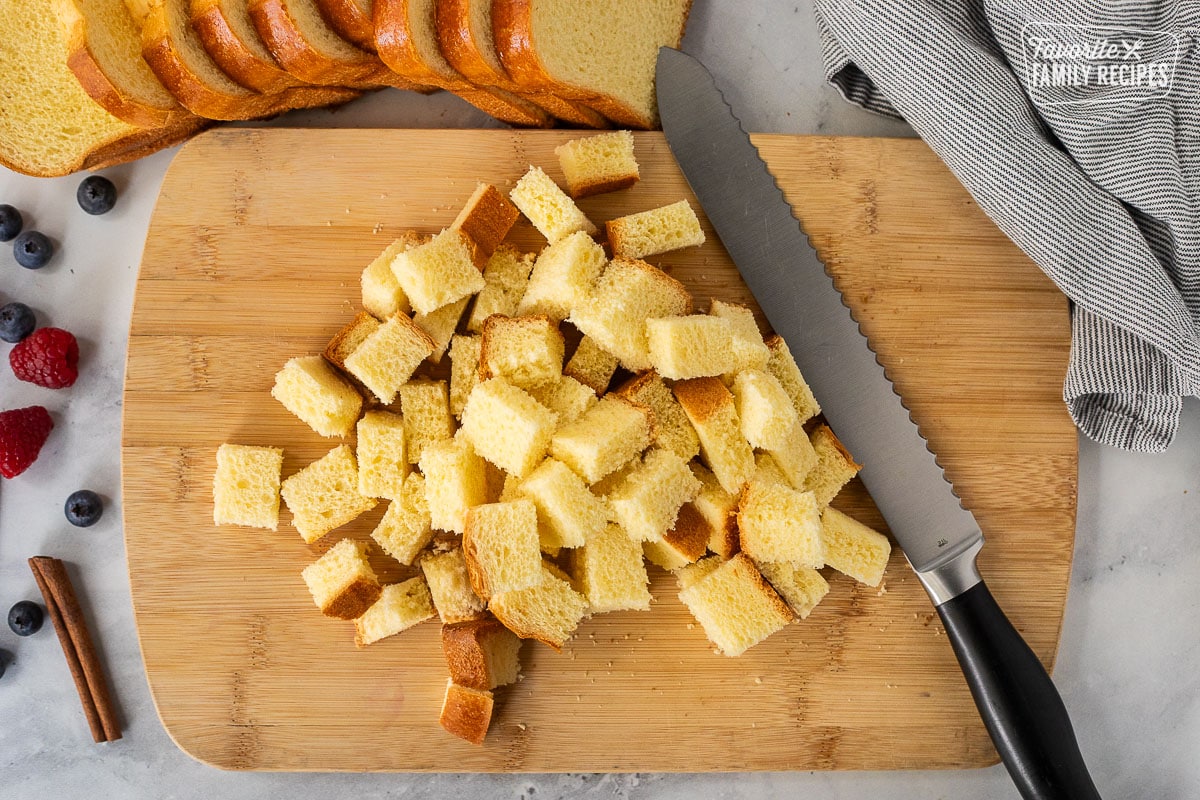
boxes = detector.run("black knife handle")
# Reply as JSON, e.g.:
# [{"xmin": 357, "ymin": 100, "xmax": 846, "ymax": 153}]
[{"xmin": 937, "ymin": 581, "xmax": 1101, "ymax": 800}]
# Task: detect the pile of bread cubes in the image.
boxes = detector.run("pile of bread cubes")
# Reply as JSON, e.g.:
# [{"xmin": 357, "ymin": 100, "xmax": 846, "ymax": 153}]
[{"xmin": 211, "ymin": 130, "xmax": 893, "ymax": 746}]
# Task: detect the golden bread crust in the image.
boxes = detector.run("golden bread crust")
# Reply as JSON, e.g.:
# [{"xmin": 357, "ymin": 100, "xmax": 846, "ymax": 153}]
[
  {"xmin": 321, "ymin": 574, "xmax": 383, "ymax": 619},
  {"xmin": 191, "ymin": 0, "xmax": 309, "ymax": 92},
  {"xmin": 672, "ymin": 376, "xmax": 732, "ymax": 424},
  {"xmin": 439, "ymin": 681, "xmax": 493, "ymax": 744},
  {"xmin": 441, "ymin": 616, "xmax": 506, "ymax": 690},
  {"xmin": 663, "ymin": 502, "xmax": 710, "ymax": 562},
  {"xmin": 314, "ymin": 0, "xmax": 377, "ymax": 51}
]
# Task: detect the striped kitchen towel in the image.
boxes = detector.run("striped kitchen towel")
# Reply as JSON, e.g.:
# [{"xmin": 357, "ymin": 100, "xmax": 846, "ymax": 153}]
[{"xmin": 812, "ymin": 0, "xmax": 1200, "ymax": 452}]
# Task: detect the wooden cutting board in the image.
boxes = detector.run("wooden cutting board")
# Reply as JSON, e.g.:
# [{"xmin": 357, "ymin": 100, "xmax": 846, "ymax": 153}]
[{"xmin": 122, "ymin": 129, "xmax": 1076, "ymax": 772}]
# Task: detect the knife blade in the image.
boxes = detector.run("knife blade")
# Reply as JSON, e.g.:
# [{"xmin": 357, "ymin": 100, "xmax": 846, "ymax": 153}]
[{"xmin": 656, "ymin": 47, "xmax": 1100, "ymax": 800}]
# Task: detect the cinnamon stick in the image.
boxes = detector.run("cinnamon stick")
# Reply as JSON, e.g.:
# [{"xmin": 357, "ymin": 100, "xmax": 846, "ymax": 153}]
[{"xmin": 28, "ymin": 557, "xmax": 121, "ymax": 743}]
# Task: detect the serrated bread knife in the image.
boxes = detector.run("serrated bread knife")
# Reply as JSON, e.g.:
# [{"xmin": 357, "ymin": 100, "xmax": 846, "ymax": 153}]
[{"xmin": 656, "ymin": 48, "xmax": 1100, "ymax": 800}]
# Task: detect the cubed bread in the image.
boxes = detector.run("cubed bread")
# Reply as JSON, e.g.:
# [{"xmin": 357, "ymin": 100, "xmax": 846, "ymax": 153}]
[
  {"xmin": 763, "ymin": 420, "xmax": 818, "ymax": 489},
  {"xmin": 463, "ymin": 500, "xmax": 544, "ymax": 599},
  {"xmin": 213, "ymin": 444, "xmax": 283, "ymax": 530},
  {"xmin": 281, "ymin": 445, "xmax": 377, "ymax": 544},
  {"xmin": 460, "ymin": 379, "xmax": 558, "ymax": 478},
  {"xmin": 516, "ymin": 230, "xmax": 607, "ymax": 321},
  {"xmin": 415, "ymin": 297, "xmax": 470, "ymax": 364},
  {"xmin": 439, "ymin": 680, "xmax": 493, "ymax": 745},
  {"xmin": 450, "ymin": 183, "xmax": 519, "ymax": 258},
  {"xmin": 646, "ymin": 315, "xmax": 735, "ymax": 380},
  {"xmin": 465, "ymin": 244, "xmax": 536, "ymax": 333},
  {"xmin": 356, "ymin": 410, "xmax": 407, "ymax": 499},
  {"xmin": 300, "ymin": 538, "xmax": 382, "ymax": 620},
  {"xmin": 449, "ymin": 334, "xmax": 482, "ymax": 417},
  {"xmin": 820, "ymin": 507, "xmax": 892, "ymax": 587},
  {"xmin": 370, "ymin": 473, "xmax": 433, "ymax": 565},
  {"xmin": 737, "ymin": 480, "xmax": 824, "ymax": 568},
  {"xmin": 673, "ymin": 377, "xmax": 754, "ymax": 495},
  {"xmin": 343, "ymin": 313, "xmax": 436, "ymax": 404},
  {"xmin": 564, "ymin": 335, "xmax": 619, "ymax": 394},
  {"xmin": 527, "ymin": 375, "xmax": 597, "ymax": 426},
  {"xmin": 421, "ymin": 547, "xmax": 487, "ymax": 624},
  {"xmin": 606, "ymin": 448, "xmax": 700, "ymax": 542},
  {"xmin": 509, "ymin": 165, "xmax": 597, "ymax": 243},
  {"xmin": 643, "ymin": 502, "xmax": 712, "ymax": 571},
  {"xmin": 569, "ymin": 257, "xmax": 693, "ymax": 371},
  {"xmin": 442, "ymin": 616, "xmax": 522, "ymax": 690},
  {"xmin": 765, "ymin": 334, "xmax": 820, "ymax": 424},
  {"xmin": 570, "ymin": 523, "xmax": 651, "ymax": 613},
  {"xmin": 489, "ymin": 564, "xmax": 589, "ymax": 651},
  {"xmin": 752, "ymin": 452, "xmax": 791, "ymax": 487},
  {"xmin": 516, "ymin": 458, "xmax": 609, "ymax": 550},
  {"xmin": 802, "ymin": 425, "xmax": 863, "ymax": 508},
  {"xmin": 550, "ymin": 395, "xmax": 652, "ymax": 484},
  {"xmin": 399, "ymin": 380, "xmax": 455, "ymax": 466},
  {"xmin": 691, "ymin": 462, "xmax": 740, "ymax": 558},
  {"xmin": 757, "ymin": 561, "xmax": 829, "ymax": 619},
  {"xmin": 390, "ymin": 228, "xmax": 486, "ymax": 316},
  {"xmin": 677, "ymin": 553, "xmax": 793, "ymax": 656},
  {"xmin": 606, "ymin": 199, "xmax": 705, "ymax": 259},
  {"xmin": 732, "ymin": 369, "xmax": 799, "ymax": 451},
  {"xmin": 271, "ymin": 355, "xmax": 363, "ymax": 438},
  {"xmin": 554, "ymin": 130, "xmax": 640, "ymax": 198},
  {"xmin": 361, "ymin": 231, "xmax": 426, "ymax": 320},
  {"xmin": 710, "ymin": 300, "xmax": 769, "ymax": 373},
  {"xmin": 419, "ymin": 438, "xmax": 488, "ymax": 534},
  {"xmin": 614, "ymin": 371, "xmax": 700, "ymax": 461},
  {"xmin": 354, "ymin": 577, "xmax": 436, "ymax": 646},
  {"xmin": 323, "ymin": 312, "xmax": 381, "ymax": 374},
  {"xmin": 479, "ymin": 315, "xmax": 564, "ymax": 390},
  {"xmin": 675, "ymin": 554, "xmax": 724, "ymax": 590}
]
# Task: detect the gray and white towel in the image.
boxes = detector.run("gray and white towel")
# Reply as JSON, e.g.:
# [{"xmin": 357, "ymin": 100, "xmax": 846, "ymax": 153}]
[{"xmin": 812, "ymin": 1, "xmax": 1200, "ymax": 452}]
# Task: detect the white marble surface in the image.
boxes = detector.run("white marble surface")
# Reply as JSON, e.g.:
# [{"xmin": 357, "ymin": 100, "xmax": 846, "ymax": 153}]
[{"xmin": 1, "ymin": 2, "xmax": 1197, "ymax": 798}]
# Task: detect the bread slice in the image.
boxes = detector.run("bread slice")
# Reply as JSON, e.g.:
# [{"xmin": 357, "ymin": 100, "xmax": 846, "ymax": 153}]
[
  {"xmin": 605, "ymin": 448, "xmax": 700, "ymax": 543},
  {"xmin": 570, "ymin": 523, "xmax": 651, "ymax": 613},
  {"xmin": 569, "ymin": 257, "xmax": 692, "ymax": 372},
  {"xmin": 550, "ymin": 395, "xmax": 651, "ymax": 484},
  {"xmin": 459, "ymin": 378, "xmax": 558, "ymax": 478},
  {"xmin": 311, "ymin": 0, "xmax": 375, "ymax": 50},
  {"xmin": 390, "ymin": 228, "xmax": 486, "ymax": 316},
  {"xmin": 731, "ymin": 368, "xmax": 799, "ymax": 451},
  {"xmin": 191, "ymin": 0, "xmax": 326, "ymax": 93},
  {"xmin": 489, "ymin": 563, "xmax": 588, "ymax": 651},
  {"xmin": 737, "ymin": 479, "xmax": 824, "ymax": 568},
  {"xmin": 354, "ymin": 576, "xmax": 436, "ymax": 645},
  {"xmin": 442, "ymin": 615, "xmax": 522, "ymax": 690},
  {"xmin": 765, "ymin": 334, "xmax": 820, "ymax": 424},
  {"xmin": 212, "ymin": 443, "xmax": 284, "ymax": 529},
  {"xmin": 439, "ymin": 679, "xmax": 493, "ymax": 745},
  {"xmin": 421, "ymin": 546, "xmax": 487, "ymax": 623},
  {"xmin": 757, "ymin": 561, "xmax": 829, "ymax": 620},
  {"xmin": 414, "ymin": 296, "xmax": 469, "ymax": 364},
  {"xmin": 802, "ymin": 425, "xmax": 863, "ymax": 508},
  {"xmin": 677, "ymin": 552, "xmax": 793, "ymax": 656},
  {"xmin": 526, "ymin": 375, "xmax": 596, "ymax": 427},
  {"xmin": 356, "ymin": 409, "xmax": 407, "ymax": 498},
  {"xmin": 563, "ymin": 335, "xmax": 618, "ymax": 395},
  {"xmin": 690, "ymin": 462, "xmax": 739, "ymax": 558},
  {"xmin": 515, "ymin": 457, "xmax": 608, "ymax": 550},
  {"xmin": 281, "ymin": 444, "xmax": 378, "ymax": 543},
  {"xmin": 554, "ymin": 131, "xmax": 639, "ymax": 198},
  {"xmin": 516, "ymin": 230, "xmax": 607, "ymax": 322},
  {"xmin": 370, "ymin": 472, "xmax": 433, "ymax": 563},
  {"xmin": 465, "ymin": 244, "xmax": 535, "ymax": 333},
  {"xmin": 398, "ymin": 380, "xmax": 455, "ymax": 465},
  {"xmin": 493, "ymin": 0, "xmax": 691, "ymax": 128},
  {"xmin": 509, "ymin": 166, "xmax": 597, "ymax": 244},
  {"xmin": 613, "ymin": 371, "xmax": 699, "ymax": 461},
  {"xmin": 710, "ymin": 300, "xmax": 769, "ymax": 374},
  {"xmin": 479, "ymin": 315, "xmax": 564, "ymax": 390},
  {"xmin": 820, "ymin": 507, "xmax": 891, "ymax": 587},
  {"xmin": 462, "ymin": 499, "xmax": 543, "ymax": 599},
  {"xmin": 361, "ymin": 230, "xmax": 427, "ymax": 320},
  {"xmin": 300, "ymin": 538, "xmax": 382, "ymax": 619},
  {"xmin": 642, "ymin": 501, "xmax": 710, "ymax": 571},
  {"xmin": 606, "ymin": 200, "xmax": 705, "ymax": 260},
  {"xmin": 418, "ymin": 437, "xmax": 488, "ymax": 533},
  {"xmin": 343, "ymin": 311, "xmax": 436, "ymax": 404},
  {"xmin": 673, "ymin": 377, "xmax": 754, "ymax": 495},
  {"xmin": 271, "ymin": 355, "xmax": 363, "ymax": 437},
  {"xmin": 448, "ymin": 334, "xmax": 481, "ymax": 417},
  {"xmin": 646, "ymin": 315, "xmax": 735, "ymax": 381},
  {"xmin": 450, "ymin": 183, "xmax": 520, "ymax": 259}
]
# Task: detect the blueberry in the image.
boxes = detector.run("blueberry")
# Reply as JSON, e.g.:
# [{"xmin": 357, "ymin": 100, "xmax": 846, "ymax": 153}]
[
  {"xmin": 13, "ymin": 230, "xmax": 52, "ymax": 269},
  {"xmin": 0, "ymin": 204, "xmax": 21, "ymax": 242},
  {"xmin": 0, "ymin": 302, "xmax": 35, "ymax": 343},
  {"xmin": 8, "ymin": 601, "xmax": 44, "ymax": 637},
  {"xmin": 77, "ymin": 176, "xmax": 117, "ymax": 215},
  {"xmin": 65, "ymin": 489, "xmax": 104, "ymax": 527}
]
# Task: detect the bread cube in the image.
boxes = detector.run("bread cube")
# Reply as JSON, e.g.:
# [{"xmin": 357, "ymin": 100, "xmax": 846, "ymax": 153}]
[
  {"xmin": 571, "ymin": 524, "xmax": 651, "ymax": 613},
  {"xmin": 675, "ymin": 554, "xmax": 724, "ymax": 591},
  {"xmin": 213, "ymin": 444, "xmax": 283, "ymax": 530},
  {"xmin": 802, "ymin": 425, "xmax": 863, "ymax": 508},
  {"xmin": 449, "ymin": 334, "xmax": 481, "ymax": 417},
  {"xmin": 462, "ymin": 500, "xmax": 543, "ymax": 599},
  {"xmin": 465, "ymin": 244, "xmax": 536, "ymax": 333},
  {"xmin": 643, "ymin": 502, "xmax": 712, "ymax": 571},
  {"xmin": 324, "ymin": 312, "xmax": 380, "ymax": 374},
  {"xmin": 450, "ymin": 183, "xmax": 519, "ymax": 257},
  {"xmin": 390, "ymin": 228, "xmax": 486, "ymax": 316},
  {"xmin": 820, "ymin": 507, "xmax": 892, "ymax": 587},
  {"xmin": 419, "ymin": 438, "xmax": 488, "ymax": 534},
  {"xmin": 516, "ymin": 230, "xmax": 607, "ymax": 321},
  {"xmin": 415, "ymin": 296, "xmax": 470, "ymax": 364},
  {"xmin": 442, "ymin": 616, "xmax": 522, "ymax": 690},
  {"xmin": 757, "ymin": 562, "xmax": 829, "ymax": 619},
  {"xmin": 271, "ymin": 355, "xmax": 363, "ymax": 438},
  {"xmin": 399, "ymin": 380, "xmax": 455, "ymax": 466},
  {"xmin": 281, "ymin": 445, "xmax": 377, "ymax": 544},
  {"xmin": 439, "ymin": 680, "xmax": 493, "ymax": 745},
  {"xmin": 344, "ymin": 313, "xmax": 436, "ymax": 405},
  {"xmin": 489, "ymin": 564, "xmax": 589, "ymax": 651},
  {"xmin": 554, "ymin": 130, "xmax": 640, "ymax": 198},
  {"xmin": 763, "ymin": 419, "xmax": 818, "ymax": 489},
  {"xmin": 732, "ymin": 369, "xmax": 799, "ymax": 451},
  {"xmin": 564, "ymin": 335, "xmax": 618, "ymax": 394},
  {"xmin": 354, "ymin": 577, "xmax": 436, "ymax": 646},
  {"xmin": 752, "ymin": 452, "xmax": 791, "ymax": 487},
  {"xmin": 646, "ymin": 315, "xmax": 735, "ymax": 380},
  {"xmin": 673, "ymin": 377, "xmax": 754, "ymax": 495},
  {"xmin": 606, "ymin": 199, "xmax": 705, "ymax": 259},
  {"xmin": 356, "ymin": 410, "xmax": 407, "ymax": 499},
  {"xmin": 361, "ymin": 231, "xmax": 426, "ymax": 320},
  {"xmin": 690, "ymin": 463, "xmax": 740, "ymax": 558},
  {"xmin": 737, "ymin": 480, "xmax": 824, "ymax": 568},
  {"xmin": 516, "ymin": 458, "xmax": 609, "ymax": 550},
  {"xmin": 710, "ymin": 300, "xmax": 769, "ymax": 373},
  {"xmin": 614, "ymin": 371, "xmax": 699, "ymax": 461},
  {"xmin": 678, "ymin": 553, "xmax": 793, "ymax": 656},
  {"xmin": 370, "ymin": 473, "xmax": 433, "ymax": 565},
  {"xmin": 479, "ymin": 315, "xmax": 564, "ymax": 390},
  {"xmin": 421, "ymin": 547, "xmax": 487, "ymax": 624},
  {"xmin": 460, "ymin": 379, "xmax": 558, "ymax": 478},
  {"xmin": 569, "ymin": 257, "xmax": 693, "ymax": 371},
  {"xmin": 606, "ymin": 449, "xmax": 701, "ymax": 543},
  {"xmin": 765, "ymin": 334, "xmax": 821, "ymax": 424},
  {"xmin": 509, "ymin": 165, "xmax": 597, "ymax": 243},
  {"xmin": 527, "ymin": 375, "xmax": 597, "ymax": 426},
  {"xmin": 550, "ymin": 395, "xmax": 652, "ymax": 484},
  {"xmin": 300, "ymin": 538, "xmax": 381, "ymax": 620}
]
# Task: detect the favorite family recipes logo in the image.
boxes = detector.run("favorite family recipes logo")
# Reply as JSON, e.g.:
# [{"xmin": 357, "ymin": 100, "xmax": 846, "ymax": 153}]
[{"xmin": 1021, "ymin": 22, "xmax": 1180, "ymax": 107}]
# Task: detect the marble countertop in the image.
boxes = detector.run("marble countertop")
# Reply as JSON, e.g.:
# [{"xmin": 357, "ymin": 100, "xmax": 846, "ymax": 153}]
[{"xmin": 2, "ymin": 2, "xmax": 1198, "ymax": 797}]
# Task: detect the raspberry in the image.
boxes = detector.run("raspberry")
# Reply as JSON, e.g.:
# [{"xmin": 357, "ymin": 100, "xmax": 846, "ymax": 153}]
[
  {"xmin": 9, "ymin": 327, "xmax": 79, "ymax": 389},
  {"xmin": 0, "ymin": 406, "xmax": 54, "ymax": 478}
]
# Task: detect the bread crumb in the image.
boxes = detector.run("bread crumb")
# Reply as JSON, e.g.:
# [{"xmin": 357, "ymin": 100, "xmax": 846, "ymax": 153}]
[
  {"xmin": 754, "ymin": 677, "xmax": 762, "ymax": 685},
  {"xmin": 516, "ymin": 723, "xmax": 527, "ymax": 731},
  {"xmin": 373, "ymin": 223, "xmax": 383, "ymax": 234}
]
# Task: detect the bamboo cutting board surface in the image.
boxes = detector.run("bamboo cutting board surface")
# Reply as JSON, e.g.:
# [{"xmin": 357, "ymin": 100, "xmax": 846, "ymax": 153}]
[{"xmin": 122, "ymin": 129, "xmax": 1076, "ymax": 772}]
